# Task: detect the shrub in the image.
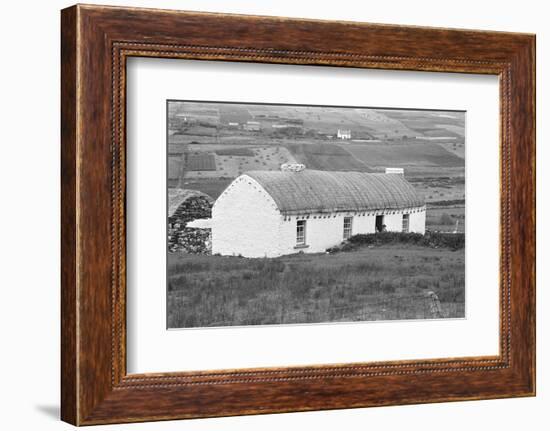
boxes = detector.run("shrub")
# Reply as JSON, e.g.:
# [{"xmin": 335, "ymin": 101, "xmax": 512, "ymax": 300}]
[
  {"xmin": 328, "ymin": 231, "xmax": 465, "ymax": 252},
  {"xmin": 426, "ymin": 231, "xmax": 464, "ymax": 250},
  {"xmin": 439, "ymin": 212, "xmax": 455, "ymax": 225},
  {"xmin": 348, "ymin": 232, "xmax": 424, "ymax": 247}
]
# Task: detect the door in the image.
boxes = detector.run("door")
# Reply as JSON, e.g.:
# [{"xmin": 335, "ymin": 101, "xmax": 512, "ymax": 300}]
[{"xmin": 375, "ymin": 215, "xmax": 384, "ymax": 232}]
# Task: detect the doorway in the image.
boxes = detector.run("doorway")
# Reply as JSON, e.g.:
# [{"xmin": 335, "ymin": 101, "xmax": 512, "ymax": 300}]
[{"xmin": 375, "ymin": 215, "xmax": 384, "ymax": 232}]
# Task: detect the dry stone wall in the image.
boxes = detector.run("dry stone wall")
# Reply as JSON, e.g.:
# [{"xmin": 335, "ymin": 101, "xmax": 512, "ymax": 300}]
[{"xmin": 168, "ymin": 194, "xmax": 212, "ymax": 254}]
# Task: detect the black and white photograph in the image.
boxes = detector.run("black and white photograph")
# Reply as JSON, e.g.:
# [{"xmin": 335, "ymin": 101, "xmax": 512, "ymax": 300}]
[{"xmin": 167, "ymin": 101, "xmax": 466, "ymax": 329}]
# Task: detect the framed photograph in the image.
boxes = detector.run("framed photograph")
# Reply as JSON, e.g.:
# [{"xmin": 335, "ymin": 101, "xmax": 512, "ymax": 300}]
[{"xmin": 61, "ymin": 4, "xmax": 535, "ymax": 425}]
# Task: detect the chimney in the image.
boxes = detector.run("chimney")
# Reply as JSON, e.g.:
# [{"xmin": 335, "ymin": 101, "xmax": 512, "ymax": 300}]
[{"xmin": 385, "ymin": 167, "xmax": 404, "ymax": 175}]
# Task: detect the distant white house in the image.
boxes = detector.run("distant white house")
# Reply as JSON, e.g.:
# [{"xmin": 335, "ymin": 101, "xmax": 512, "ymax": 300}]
[
  {"xmin": 337, "ymin": 129, "xmax": 352, "ymax": 139},
  {"xmin": 243, "ymin": 121, "xmax": 261, "ymax": 131},
  {"xmin": 212, "ymin": 167, "xmax": 425, "ymax": 258}
]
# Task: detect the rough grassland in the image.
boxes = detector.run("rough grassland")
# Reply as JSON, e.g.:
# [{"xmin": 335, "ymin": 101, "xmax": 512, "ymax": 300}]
[{"xmin": 167, "ymin": 245, "xmax": 465, "ymax": 328}]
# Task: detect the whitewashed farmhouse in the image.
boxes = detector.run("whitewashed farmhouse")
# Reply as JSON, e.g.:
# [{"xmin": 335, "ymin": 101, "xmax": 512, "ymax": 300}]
[
  {"xmin": 211, "ymin": 167, "xmax": 425, "ymax": 258},
  {"xmin": 337, "ymin": 129, "xmax": 352, "ymax": 139}
]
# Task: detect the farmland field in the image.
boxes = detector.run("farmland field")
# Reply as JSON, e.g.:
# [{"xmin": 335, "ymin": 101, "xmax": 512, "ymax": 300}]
[
  {"xmin": 214, "ymin": 147, "xmax": 255, "ymax": 157},
  {"xmin": 408, "ymin": 176, "xmax": 465, "ymax": 205},
  {"xmin": 425, "ymin": 205, "xmax": 465, "ymax": 233},
  {"xmin": 167, "ymin": 242, "xmax": 465, "ymax": 328},
  {"xmin": 185, "ymin": 152, "xmax": 216, "ymax": 171},
  {"xmin": 342, "ymin": 143, "xmax": 464, "ymax": 168},
  {"xmin": 168, "ymin": 157, "xmax": 181, "ymax": 180},
  {"xmin": 284, "ymin": 143, "xmax": 374, "ymax": 172},
  {"xmin": 380, "ymin": 109, "xmax": 465, "ymax": 139},
  {"xmin": 438, "ymin": 141, "xmax": 466, "ymax": 158},
  {"xmin": 176, "ymin": 178, "xmax": 233, "ymax": 200},
  {"xmin": 218, "ymin": 104, "xmax": 252, "ymax": 123}
]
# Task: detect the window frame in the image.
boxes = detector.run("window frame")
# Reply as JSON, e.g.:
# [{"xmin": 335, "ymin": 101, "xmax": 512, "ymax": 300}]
[
  {"xmin": 343, "ymin": 216, "xmax": 353, "ymax": 239},
  {"xmin": 402, "ymin": 213, "xmax": 410, "ymax": 233},
  {"xmin": 296, "ymin": 219, "xmax": 306, "ymax": 246}
]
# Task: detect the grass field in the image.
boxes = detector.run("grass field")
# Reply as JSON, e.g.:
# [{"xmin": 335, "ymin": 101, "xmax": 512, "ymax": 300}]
[
  {"xmin": 185, "ymin": 152, "xmax": 217, "ymax": 171},
  {"xmin": 342, "ymin": 143, "xmax": 464, "ymax": 168},
  {"xmin": 438, "ymin": 141, "xmax": 466, "ymax": 158},
  {"xmin": 214, "ymin": 147, "xmax": 256, "ymax": 156},
  {"xmin": 215, "ymin": 146, "xmax": 296, "ymax": 177},
  {"xmin": 426, "ymin": 205, "xmax": 465, "ymax": 232},
  {"xmin": 408, "ymin": 176, "xmax": 465, "ymax": 204},
  {"xmin": 284, "ymin": 143, "xmax": 374, "ymax": 172},
  {"xmin": 175, "ymin": 178, "xmax": 232, "ymax": 199},
  {"xmin": 168, "ymin": 157, "xmax": 181, "ymax": 180},
  {"xmin": 380, "ymin": 109, "xmax": 466, "ymax": 138},
  {"xmin": 167, "ymin": 244, "xmax": 465, "ymax": 328}
]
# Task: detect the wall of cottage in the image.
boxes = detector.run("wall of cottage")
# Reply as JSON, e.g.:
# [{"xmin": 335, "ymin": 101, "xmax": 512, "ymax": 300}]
[
  {"xmin": 276, "ymin": 206, "xmax": 425, "ymax": 256},
  {"xmin": 277, "ymin": 212, "xmax": 370, "ymax": 255},
  {"xmin": 211, "ymin": 175, "xmax": 282, "ymax": 258},
  {"xmin": 409, "ymin": 208, "xmax": 426, "ymax": 234}
]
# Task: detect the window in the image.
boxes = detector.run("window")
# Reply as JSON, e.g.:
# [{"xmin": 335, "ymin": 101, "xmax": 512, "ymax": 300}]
[
  {"xmin": 402, "ymin": 214, "xmax": 410, "ymax": 233},
  {"xmin": 343, "ymin": 216, "xmax": 353, "ymax": 239},
  {"xmin": 296, "ymin": 220, "xmax": 306, "ymax": 245}
]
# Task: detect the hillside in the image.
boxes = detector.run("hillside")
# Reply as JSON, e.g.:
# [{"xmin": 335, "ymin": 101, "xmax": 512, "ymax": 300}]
[
  {"xmin": 284, "ymin": 143, "xmax": 375, "ymax": 172},
  {"xmin": 168, "ymin": 101, "xmax": 466, "ymax": 218}
]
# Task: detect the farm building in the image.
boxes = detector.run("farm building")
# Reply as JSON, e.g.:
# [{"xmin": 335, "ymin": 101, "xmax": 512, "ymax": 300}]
[
  {"xmin": 212, "ymin": 167, "xmax": 426, "ymax": 258},
  {"xmin": 243, "ymin": 121, "xmax": 261, "ymax": 131},
  {"xmin": 337, "ymin": 129, "xmax": 352, "ymax": 139}
]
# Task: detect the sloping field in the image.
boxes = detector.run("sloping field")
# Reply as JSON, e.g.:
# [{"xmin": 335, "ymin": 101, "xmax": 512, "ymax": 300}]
[
  {"xmin": 177, "ymin": 146, "xmax": 297, "ymax": 179},
  {"xmin": 185, "ymin": 153, "xmax": 217, "ymax": 171},
  {"xmin": 343, "ymin": 143, "xmax": 464, "ymax": 168},
  {"xmin": 218, "ymin": 104, "xmax": 252, "ymax": 123},
  {"xmin": 169, "ymin": 134, "xmax": 216, "ymax": 144},
  {"xmin": 381, "ymin": 109, "xmax": 465, "ymax": 139},
  {"xmin": 168, "ymin": 157, "xmax": 181, "ymax": 180},
  {"xmin": 285, "ymin": 143, "xmax": 374, "ymax": 172},
  {"xmin": 350, "ymin": 109, "xmax": 417, "ymax": 139},
  {"xmin": 439, "ymin": 141, "xmax": 465, "ymax": 158},
  {"xmin": 179, "ymin": 178, "xmax": 233, "ymax": 200},
  {"xmin": 214, "ymin": 147, "xmax": 255, "ymax": 156},
  {"xmin": 215, "ymin": 146, "xmax": 294, "ymax": 177}
]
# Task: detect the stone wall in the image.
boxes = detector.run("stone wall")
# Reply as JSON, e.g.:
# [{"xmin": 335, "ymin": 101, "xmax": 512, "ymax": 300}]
[{"xmin": 168, "ymin": 195, "xmax": 212, "ymax": 253}]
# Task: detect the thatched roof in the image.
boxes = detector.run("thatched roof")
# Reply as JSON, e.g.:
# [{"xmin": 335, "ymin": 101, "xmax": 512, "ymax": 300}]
[
  {"xmin": 168, "ymin": 188, "xmax": 213, "ymax": 217},
  {"xmin": 244, "ymin": 170, "xmax": 424, "ymax": 215}
]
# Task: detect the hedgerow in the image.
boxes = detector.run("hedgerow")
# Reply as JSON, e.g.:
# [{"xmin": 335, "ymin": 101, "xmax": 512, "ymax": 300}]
[{"xmin": 327, "ymin": 231, "xmax": 465, "ymax": 253}]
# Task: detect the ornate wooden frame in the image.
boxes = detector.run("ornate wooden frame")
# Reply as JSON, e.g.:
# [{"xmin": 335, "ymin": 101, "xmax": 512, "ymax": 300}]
[{"xmin": 61, "ymin": 4, "xmax": 535, "ymax": 425}]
